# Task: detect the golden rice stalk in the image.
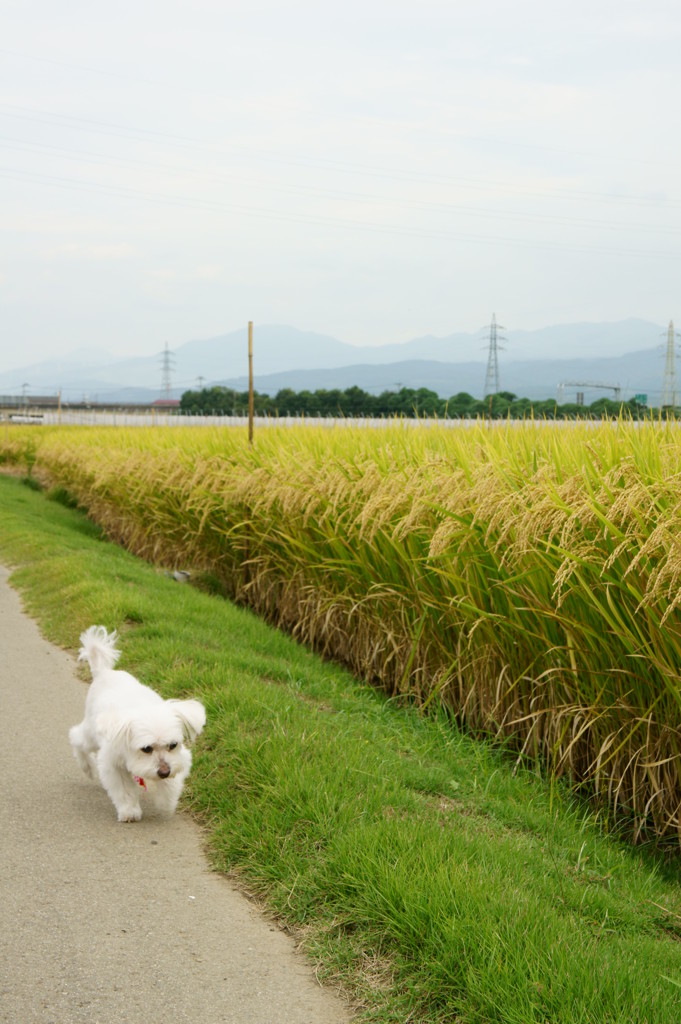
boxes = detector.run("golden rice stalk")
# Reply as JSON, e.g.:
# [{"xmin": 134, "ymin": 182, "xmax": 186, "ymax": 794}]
[{"xmin": 3, "ymin": 419, "xmax": 681, "ymax": 841}]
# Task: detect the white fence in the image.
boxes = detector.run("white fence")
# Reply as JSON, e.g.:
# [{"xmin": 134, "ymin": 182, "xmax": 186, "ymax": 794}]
[
  {"xmin": 4, "ymin": 409, "xmax": 482, "ymax": 429},
  {"xmin": 1, "ymin": 408, "xmax": 650, "ymax": 429}
]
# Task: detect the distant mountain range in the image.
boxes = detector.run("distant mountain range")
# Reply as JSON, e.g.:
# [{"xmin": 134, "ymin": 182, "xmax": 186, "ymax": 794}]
[{"xmin": 0, "ymin": 320, "xmax": 670, "ymax": 405}]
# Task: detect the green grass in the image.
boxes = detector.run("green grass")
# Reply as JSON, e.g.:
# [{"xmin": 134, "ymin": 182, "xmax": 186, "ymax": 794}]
[{"xmin": 3, "ymin": 471, "xmax": 681, "ymax": 1023}]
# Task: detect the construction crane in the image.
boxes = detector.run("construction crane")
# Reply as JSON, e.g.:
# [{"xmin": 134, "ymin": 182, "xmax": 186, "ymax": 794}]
[{"xmin": 556, "ymin": 381, "xmax": 622, "ymax": 405}]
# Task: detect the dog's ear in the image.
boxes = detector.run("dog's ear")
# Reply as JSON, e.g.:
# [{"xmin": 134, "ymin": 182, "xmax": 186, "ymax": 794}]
[
  {"xmin": 169, "ymin": 699, "xmax": 206, "ymax": 743},
  {"xmin": 95, "ymin": 710, "xmax": 134, "ymax": 747}
]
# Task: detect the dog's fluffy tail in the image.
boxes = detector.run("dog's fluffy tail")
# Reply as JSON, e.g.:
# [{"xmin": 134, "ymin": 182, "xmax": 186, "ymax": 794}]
[{"xmin": 78, "ymin": 625, "xmax": 121, "ymax": 675}]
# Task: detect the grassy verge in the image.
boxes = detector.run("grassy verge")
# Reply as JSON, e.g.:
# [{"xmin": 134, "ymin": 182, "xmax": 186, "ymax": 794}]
[{"xmin": 2, "ymin": 471, "xmax": 681, "ymax": 1023}]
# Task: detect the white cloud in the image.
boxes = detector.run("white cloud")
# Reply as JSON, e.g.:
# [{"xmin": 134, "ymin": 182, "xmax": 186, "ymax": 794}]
[
  {"xmin": 1, "ymin": 0, "xmax": 680, "ymax": 368},
  {"xmin": 44, "ymin": 242, "xmax": 136, "ymax": 261}
]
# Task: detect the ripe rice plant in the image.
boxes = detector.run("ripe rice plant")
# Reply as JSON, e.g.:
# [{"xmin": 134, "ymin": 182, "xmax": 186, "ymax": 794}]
[{"xmin": 4, "ymin": 418, "xmax": 681, "ymax": 842}]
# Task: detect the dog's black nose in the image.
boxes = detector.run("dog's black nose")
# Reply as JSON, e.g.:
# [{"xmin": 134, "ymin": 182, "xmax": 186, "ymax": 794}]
[{"xmin": 157, "ymin": 763, "xmax": 171, "ymax": 779}]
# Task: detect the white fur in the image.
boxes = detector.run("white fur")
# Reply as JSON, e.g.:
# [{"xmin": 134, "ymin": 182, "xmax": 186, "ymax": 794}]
[{"xmin": 70, "ymin": 625, "xmax": 206, "ymax": 822}]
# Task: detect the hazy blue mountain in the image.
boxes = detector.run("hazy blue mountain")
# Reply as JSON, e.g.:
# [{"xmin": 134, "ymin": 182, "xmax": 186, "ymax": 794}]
[
  {"xmin": 172, "ymin": 319, "xmax": 662, "ymax": 377},
  {"xmin": 0, "ymin": 320, "xmax": 668, "ymax": 404},
  {"xmin": 174, "ymin": 325, "xmax": 357, "ymax": 380},
  {"xmin": 221, "ymin": 348, "xmax": 664, "ymax": 404},
  {"xmin": 502, "ymin": 319, "xmax": 662, "ymax": 361}
]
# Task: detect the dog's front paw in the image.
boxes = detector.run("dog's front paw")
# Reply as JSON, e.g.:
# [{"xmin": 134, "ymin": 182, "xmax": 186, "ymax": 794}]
[{"xmin": 117, "ymin": 804, "xmax": 142, "ymax": 823}]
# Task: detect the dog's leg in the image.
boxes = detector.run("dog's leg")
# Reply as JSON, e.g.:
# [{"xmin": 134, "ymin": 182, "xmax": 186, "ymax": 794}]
[
  {"xmin": 149, "ymin": 774, "xmax": 185, "ymax": 816},
  {"xmin": 96, "ymin": 750, "xmax": 143, "ymax": 822},
  {"xmin": 69, "ymin": 722, "xmax": 98, "ymax": 780}
]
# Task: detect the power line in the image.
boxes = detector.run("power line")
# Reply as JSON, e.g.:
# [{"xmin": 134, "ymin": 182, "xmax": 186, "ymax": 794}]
[
  {"xmin": 2, "ymin": 135, "xmax": 679, "ymax": 239},
  {"xmin": 1, "ymin": 102, "xmax": 679, "ymax": 211},
  {"xmin": 3, "ymin": 166, "xmax": 680, "ymax": 262},
  {"xmin": 0, "ymin": 50, "xmax": 674, "ymax": 175}
]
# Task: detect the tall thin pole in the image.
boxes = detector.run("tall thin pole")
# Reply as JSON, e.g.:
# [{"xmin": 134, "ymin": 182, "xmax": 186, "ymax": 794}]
[{"xmin": 248, "ymin": 321, "xmax": 254, "ymax": 443}]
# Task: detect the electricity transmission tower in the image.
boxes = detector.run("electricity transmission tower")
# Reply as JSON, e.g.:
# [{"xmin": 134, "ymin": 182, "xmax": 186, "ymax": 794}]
[
  {"xmin": 159, "ymin": 343, "xmax": 175, "ymax": 399},
  {"xmin": 661, "ymin": 320, "xmax": 681, "ymax": 408},
  {"xmin": 483, "ymin": 313, "xmax": 506, "ymax": 396}
]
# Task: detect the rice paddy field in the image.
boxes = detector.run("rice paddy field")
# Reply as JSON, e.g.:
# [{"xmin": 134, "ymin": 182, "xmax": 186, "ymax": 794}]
[{"xmin": 3, "ymin": 418, "xmax": 681, "ymax": 844}]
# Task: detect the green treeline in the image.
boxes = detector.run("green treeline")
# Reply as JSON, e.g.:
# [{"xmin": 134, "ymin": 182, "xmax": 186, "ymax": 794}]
[{"xmin": 180, "ymin": 384, "xmax": 653, "ymax": 420}]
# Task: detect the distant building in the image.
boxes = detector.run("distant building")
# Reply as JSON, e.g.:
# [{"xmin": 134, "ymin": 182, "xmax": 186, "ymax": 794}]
[
  {"xmin": 0, "ymin": 394, "xmax": 60, "ymax": 408},
  {"xmin": 151, "ymin": 398, "xmax": 181, "ymax": 409}
]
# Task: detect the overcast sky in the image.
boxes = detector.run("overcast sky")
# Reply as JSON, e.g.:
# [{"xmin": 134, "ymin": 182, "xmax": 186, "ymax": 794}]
[{"xmin": 2, "ymin": 0, "xmax": 680, "ymax": 371}]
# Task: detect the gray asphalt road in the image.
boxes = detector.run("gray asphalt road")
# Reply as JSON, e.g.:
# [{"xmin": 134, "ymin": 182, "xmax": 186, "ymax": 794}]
[{"xmin": 0, "ymin": 566, "xmax": 352, "ymax": 1024}]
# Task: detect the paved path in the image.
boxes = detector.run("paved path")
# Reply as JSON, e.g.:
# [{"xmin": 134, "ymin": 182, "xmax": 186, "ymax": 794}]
[{"xmin": 0, "ymin": 566, "xmax": 352, "ymax": 1024}]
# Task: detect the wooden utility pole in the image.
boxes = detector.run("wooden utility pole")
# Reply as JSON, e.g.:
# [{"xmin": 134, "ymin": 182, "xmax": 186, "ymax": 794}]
[{"xmin": 248, "ymin": 321, "xmax": 254, "ymax": 443}]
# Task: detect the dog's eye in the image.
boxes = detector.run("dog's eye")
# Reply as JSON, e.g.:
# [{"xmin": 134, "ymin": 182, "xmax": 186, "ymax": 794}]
[
  {"xmin": 168, "ymin": 742, "xmax": 178, "ymax": 751},
  {"xmin": 141, "ymin": 745, "xmax": 153, "ymax": 754}
]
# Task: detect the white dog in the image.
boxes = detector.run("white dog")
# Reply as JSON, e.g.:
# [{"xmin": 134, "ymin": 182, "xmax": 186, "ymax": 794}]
[{"xmin": 69, "ymin": 625, "xmax": 206, "ymax": 822}]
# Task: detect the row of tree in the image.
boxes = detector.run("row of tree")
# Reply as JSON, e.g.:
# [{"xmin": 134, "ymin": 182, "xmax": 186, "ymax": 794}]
[{"xmin": 180, "ymin": 385, "xmax": 654, "ymax": 420}]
